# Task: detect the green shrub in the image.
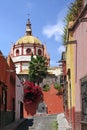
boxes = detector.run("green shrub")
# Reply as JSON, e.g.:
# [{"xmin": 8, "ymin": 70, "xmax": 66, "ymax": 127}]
[
  {"xmin": 54, "ymin": 83, "xmax": 62, "ymax": 90},
  {"xmin": 43, "ymin": 84, "xmax": 50, "ymax": 92},
  {"xmin": 54, "ymin": 83, "xmax": 63, "ymax": 95}
]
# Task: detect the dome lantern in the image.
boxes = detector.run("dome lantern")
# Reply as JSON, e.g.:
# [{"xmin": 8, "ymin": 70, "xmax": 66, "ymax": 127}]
[
  {"xmin": 26, "ymin": 18, "xmax": 32, "ymax": 36},
  {"xmin": 15, "ymin": 19, "xmax": 42, "ymax": 45}
]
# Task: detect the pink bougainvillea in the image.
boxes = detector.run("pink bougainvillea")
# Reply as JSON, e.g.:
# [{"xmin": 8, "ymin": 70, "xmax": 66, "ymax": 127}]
[{"xmin": 23, "ymin": 81, "xmax": 43, "ymax": 104}]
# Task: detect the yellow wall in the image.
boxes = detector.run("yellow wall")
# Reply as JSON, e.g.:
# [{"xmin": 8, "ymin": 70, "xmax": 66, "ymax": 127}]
[{"xmin": 66, "ymin": 31, "xmax": 75, "ymax": 110}]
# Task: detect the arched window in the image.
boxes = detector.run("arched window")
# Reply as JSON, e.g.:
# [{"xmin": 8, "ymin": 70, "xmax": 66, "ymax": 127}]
[
  {"xmin": 38, "ymin": 49, "xmax": 42, "ymax": 55},
  {"xmin": 26, "ymin": 48, "xmax": 31, "ymax": 54},
  {"xmin": 16, "ymin": 49, "xmax": 19, "ymax": 56}
]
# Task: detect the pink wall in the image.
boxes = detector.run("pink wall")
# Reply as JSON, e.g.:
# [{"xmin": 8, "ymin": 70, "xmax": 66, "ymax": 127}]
[
  {"xmin": 66, "ymin": 12, "xmax": 87, "ymax": 130},
  {"xmin": 74, "ymin": 13, "xmax": 87, "ymax": 111}
]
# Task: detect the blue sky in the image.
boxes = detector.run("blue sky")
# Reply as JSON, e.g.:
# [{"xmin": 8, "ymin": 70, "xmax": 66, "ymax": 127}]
[{"xmin": 0, "ymin": 0, "xmax": 74, "ymax": 66}]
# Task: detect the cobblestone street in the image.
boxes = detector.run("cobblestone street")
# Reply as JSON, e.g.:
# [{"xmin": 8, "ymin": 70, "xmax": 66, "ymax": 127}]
[
  {"xmin": 28, "ymin": 113, "xmax": 71, "ymax": 130},
  {"xmin": 1, "ymin": 113, "xmax": 71, "ymax": 130}
]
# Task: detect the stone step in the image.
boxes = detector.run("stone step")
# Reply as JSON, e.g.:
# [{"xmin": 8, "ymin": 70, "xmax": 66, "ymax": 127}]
[
  {"xmin": 28, "ymin": 114, "xmax": 57, "ymax": 130},
  {"xmin": 29, "ymin": 126, "xmax": 35, "ymax": 130}
]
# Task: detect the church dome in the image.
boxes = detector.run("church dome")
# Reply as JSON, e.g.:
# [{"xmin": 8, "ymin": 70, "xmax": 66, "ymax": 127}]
[{"xmin": 15, "ymin": 35, "xmax": 42, "ymax": 45}]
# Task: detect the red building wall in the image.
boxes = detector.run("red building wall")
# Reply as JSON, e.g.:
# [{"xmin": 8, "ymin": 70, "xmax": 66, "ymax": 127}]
[
  {"xmin": 43, "ymin": 85, "xmax": 64, "ymax": 114},
  {"xmin": 0, "ymin": 53, "xmax": 16, "ymax": 111},
  {"xmin": 23, "ymin": 84, "xmax": 64, "ymax": 117}
]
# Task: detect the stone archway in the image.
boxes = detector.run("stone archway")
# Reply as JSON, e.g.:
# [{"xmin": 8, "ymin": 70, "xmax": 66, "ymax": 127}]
[{"xmin": 36, "ymin": 101, "xmax": 48, "ymax": 115}]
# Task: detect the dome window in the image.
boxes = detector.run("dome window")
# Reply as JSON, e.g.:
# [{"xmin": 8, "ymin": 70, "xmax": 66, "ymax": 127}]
[
  {"xmin": 16, "ymin": 49, "xmax": 19, "ymax": 56},
  {"xmin": 38, "ymin": 49, "xmax": 42, "ymax": 55},
  {"xmin": 26, "ymin": 48, "xmax": 31, "ymax": 54}
]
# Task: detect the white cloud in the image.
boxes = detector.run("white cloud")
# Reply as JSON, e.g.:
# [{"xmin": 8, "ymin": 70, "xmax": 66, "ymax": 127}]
[
  {"xmin": 57, "ymin": 45, "xmax": 65, "ymax": 53},
  {"xmin": 42, "ymin": 21, "xmax": 64, "ymax": 42},
  {"xmin": 42, "ymin": 8, "xmax": 67, "ymax": 42}
]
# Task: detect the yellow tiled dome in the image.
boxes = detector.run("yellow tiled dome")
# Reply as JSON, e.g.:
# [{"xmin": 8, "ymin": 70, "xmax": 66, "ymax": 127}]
[{"xmin": 15, "ymin": 35, "xmax": 42, "ymax": 45}]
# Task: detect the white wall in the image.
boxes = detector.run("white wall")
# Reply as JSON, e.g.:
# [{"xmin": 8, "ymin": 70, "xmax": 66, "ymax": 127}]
[
  {"xmin": 22, "ymin": 62, "xmax": 29, "ymax": 70},
  {"xmin": 48, "ymin": 67, "xmax": 62, "ymax": 76},
  {"xmin": 15, "ymin": 63, "xmax": 20, "ymax": 74},
  {"xmin": 12, "ymin": 55, "xmax": 31, "ymax": 62},
  {"xmin": 15, "ymin": 75, "xmax": 24, "ymax": 120}
]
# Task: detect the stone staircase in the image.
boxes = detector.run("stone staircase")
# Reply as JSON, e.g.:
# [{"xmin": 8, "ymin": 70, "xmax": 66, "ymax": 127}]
[{"xmin": 28, "ymin": 114, "xmax": 57, "ymax": 130}]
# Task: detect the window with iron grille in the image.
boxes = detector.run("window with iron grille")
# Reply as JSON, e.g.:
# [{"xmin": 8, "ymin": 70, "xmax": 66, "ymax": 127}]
[{"xmin": 81, "ymin": 79, "xmax": 87, "ymax": 121}]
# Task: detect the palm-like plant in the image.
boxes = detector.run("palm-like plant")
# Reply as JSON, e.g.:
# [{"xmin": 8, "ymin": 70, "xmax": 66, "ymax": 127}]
[
  {"xmin": 62, "ymin": 0, "xmax": 82, "ymax": 45},
  {"xmin": 29, "ymin": 55, "xmax": 48, "ymax": 85}
]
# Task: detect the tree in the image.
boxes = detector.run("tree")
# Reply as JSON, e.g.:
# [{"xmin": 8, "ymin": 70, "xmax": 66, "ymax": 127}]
[{"xmin": 29, "ymin": 55, "xmax": 48, "ymax": 85}]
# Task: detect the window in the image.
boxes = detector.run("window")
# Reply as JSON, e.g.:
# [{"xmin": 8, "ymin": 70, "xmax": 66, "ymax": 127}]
[
  {"xmin": 16, "ymin": 49, "xmax": 19, "ymax": 56},
  {"xmin": 10, "ymin": 75, "xmax": 15, "ymax": 85},
  {"xmin": 2, "ymin": 87, "xmax": 7, "ymax": 111},
  {"xmin": 67, "ymin": 68, "xmax": 71, "ymax": 79},
  {"xmin": 26, "ymin": 48, "xmax": 31, "ymax": 54},
  {"xmin": 81, "ymin": 79, "xmax": 87, "ymax": 121},
  {"xmin": 38, "ymin": 49, "xmax": 42, "ymax": 55}
]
